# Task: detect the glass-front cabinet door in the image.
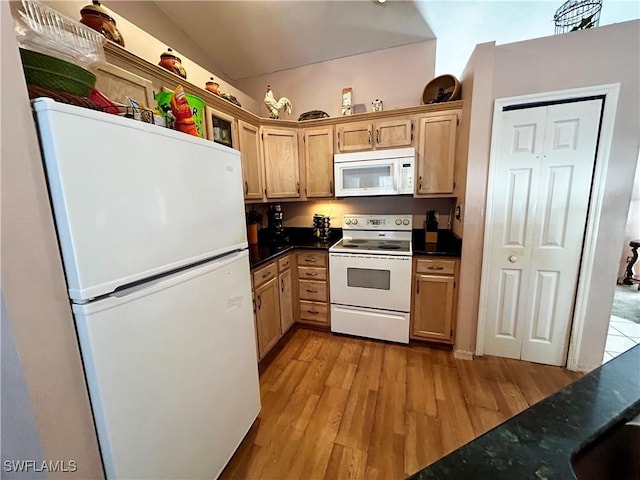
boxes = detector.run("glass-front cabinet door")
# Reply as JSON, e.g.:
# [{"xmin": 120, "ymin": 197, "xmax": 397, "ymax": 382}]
[{"xmin": 205, "ymin": 106, "xmax": 237, "ymax": 150}]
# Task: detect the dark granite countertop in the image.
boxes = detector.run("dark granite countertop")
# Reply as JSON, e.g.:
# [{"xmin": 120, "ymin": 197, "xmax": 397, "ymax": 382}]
[
  {"xmin": 408, "ymin": 344, "xmax": 640, "ymax": 480},
  {"xmin": 249, "ymin": 227, "xmax": 462, "ymax": 268},
  {"xmin": 412, "ymin": 229, "xmax": 462, "ymax": 257},
  {"xmin": 248, "ymin": 228, "xmax": 342, "ymax": 268}
]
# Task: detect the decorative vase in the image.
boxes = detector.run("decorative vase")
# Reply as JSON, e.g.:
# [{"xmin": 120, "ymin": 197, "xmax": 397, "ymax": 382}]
[
  {"xmin": 80, "ymin": 1, "xmax": 125, "ymax": 47},
  {"xmin": 158, "ymin": 48, "xmax": 187, "ymax": 79},
  {"xmin": 205, "ymin": 77, "xmax": 220, "ymax": 95}
]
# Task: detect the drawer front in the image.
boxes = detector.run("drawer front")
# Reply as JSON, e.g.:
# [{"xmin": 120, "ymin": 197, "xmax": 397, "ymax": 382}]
[
  {"xmin": 278, "ymin": 254, "xmax": 291, "ymax": 272},
  {"xmin": 253, "ymin": 262, "xmax": 277, "ymax": 287},
  {"xmin": 415, "ymin": 258, "xmax": 456, "ymax": 275},
  {"xmin": 297, "ymin": 251, "xmax": 327, "ymax": 267},
  {"xmin": 298, "ymin": 279, "xmax": 327, "ymax": 302},
  {"xmin": 298, "ymin": 266, "xmax": 327, "ymax": 281},
  {"xmin": 299, "ymin": 300, "xmax": 329, "ymax": 324}
]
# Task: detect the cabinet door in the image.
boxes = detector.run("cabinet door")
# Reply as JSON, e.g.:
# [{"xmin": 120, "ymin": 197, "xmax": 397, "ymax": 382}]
[
  {"xmin": 255, "ymin": 277, "xmax": 281, "ymax": 359},
  {"xmin": 412, "ymin": 274, "xmax": 455, "ymax": 342},
  {"xmin": 205, "ymin": 106, "xmax": 238, "ymax": 150},
  {"xmin": 262, "ymin": 127, "xmax": 301, "ymax": 199},
  {"xmin": 374, "ymin": 118, "xmax": 413, "ymax": 149},
  {"xmin": 336, "ymin": 122, "xmax": 373, "ymax": 152},
  {"xmin": 416, "ymin": 114, "xmax": 457, "ymax": 195},
  {"xmin": 279, "ymin": 269, "xmax": 295, "ymax": 334},
  {"xmin": 303, "ymin": 127, "xmax": 334, "ymax": 197},
  {"xmin": 238, "ymin": 120, "xmax": 264, "ymax": 201}
]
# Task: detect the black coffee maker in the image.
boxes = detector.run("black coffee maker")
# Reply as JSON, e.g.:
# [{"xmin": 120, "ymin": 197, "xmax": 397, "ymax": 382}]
[{"xmin": 267, "ymin": 203, "xmax": 289, "ymax": 244}]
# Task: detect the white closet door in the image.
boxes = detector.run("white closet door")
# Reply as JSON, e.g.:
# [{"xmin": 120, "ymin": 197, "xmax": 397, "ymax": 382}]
[
  {"xmin": 521, "ymin": 100, "xmax": 601, "ymax": 365},
  {"xmin": 482, "ymin": 99, "xmax": 601, "ymax": 366}
]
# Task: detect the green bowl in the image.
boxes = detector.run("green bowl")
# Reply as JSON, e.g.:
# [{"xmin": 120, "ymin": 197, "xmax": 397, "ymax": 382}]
[{"xmin": 19, "ymin": 48, "xmax": 96, "ymax": 97}]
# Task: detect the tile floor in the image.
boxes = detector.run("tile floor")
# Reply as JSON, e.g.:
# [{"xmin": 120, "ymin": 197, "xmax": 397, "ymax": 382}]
[{"xmin": 603, "ymin": 315, "xmax": 640, "ymax": 363}]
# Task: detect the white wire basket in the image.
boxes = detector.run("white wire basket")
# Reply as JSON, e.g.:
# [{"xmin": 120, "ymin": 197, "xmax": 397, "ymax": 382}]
[{"xmin": 14, "ymin": 0, "xmax": 106, "ymax": 70}]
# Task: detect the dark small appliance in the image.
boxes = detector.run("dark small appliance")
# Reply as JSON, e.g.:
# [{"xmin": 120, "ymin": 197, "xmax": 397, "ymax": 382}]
[{"xmin": 267, "ymin": 203, "xmax": 289, "ymax": 244}]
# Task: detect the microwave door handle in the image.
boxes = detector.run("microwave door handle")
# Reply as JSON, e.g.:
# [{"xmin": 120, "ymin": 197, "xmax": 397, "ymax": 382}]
[{"xmin": 394, "ymin": 162, "xmax": 399, "ymax": 191}]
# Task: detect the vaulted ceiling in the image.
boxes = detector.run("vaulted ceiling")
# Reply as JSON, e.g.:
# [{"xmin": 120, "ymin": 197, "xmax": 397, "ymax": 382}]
[{"xmin": 108, "ymin": 0, "xmax": 640, "ymax": 81}]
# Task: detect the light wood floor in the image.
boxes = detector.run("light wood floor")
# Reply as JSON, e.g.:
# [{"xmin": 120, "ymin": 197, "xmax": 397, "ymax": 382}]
[{"xmin": 221, "ymin": 328, "xmax": 582, "ymax": 480}]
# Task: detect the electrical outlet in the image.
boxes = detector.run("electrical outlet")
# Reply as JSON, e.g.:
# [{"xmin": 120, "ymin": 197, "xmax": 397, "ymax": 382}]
[{"xmin": 455, "ymin": 204, "xmax": 462, "ymax": 220}]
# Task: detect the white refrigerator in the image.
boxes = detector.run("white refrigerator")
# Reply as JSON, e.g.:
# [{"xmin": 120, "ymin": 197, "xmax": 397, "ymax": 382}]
[{"xmin": 33, "ymin": 98, "xmax": 261, "ymax": 479}]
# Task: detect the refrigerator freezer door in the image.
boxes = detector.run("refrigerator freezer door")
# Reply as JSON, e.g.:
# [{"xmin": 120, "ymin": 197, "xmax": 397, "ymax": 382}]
[
  {"xmin": 73, "ymin": 250, "xmax": 260, "ymax": 479},
  {"xmin": 33, "ymin": 98, "xmax": 247, "ymax": 301}
]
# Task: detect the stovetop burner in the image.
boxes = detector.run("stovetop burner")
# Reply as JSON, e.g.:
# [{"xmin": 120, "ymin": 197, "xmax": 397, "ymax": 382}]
[{"xmin": 329, "ymin": 214, "xmax": 413, "ymax": 256}]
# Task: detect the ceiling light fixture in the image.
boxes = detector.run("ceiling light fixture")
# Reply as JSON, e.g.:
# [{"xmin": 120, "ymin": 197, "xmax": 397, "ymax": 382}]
[{"xmin": 376, "ymin": 0, "xmax": 387, "ymax": 4}]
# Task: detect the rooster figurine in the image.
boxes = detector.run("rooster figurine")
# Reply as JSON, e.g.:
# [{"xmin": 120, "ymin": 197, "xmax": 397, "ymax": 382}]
[{"xmin": 264, "ymin": 85, "xmax": 292, "ymax": 119}]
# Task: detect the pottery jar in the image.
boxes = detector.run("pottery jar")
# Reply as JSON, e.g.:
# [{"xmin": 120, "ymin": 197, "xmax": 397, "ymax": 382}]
[
  {"xmin": 80, "ymin": 1, "xmax": 125, "ymax": 47},
  {"xmin": 158, "ymin": 48, "xmax": 187, "ymax": 79}
]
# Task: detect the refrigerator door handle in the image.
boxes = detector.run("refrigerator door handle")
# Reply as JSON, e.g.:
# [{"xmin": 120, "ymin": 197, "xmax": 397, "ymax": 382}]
[{"xmin": 77, "ymin": 250, "xmax": 249, "ymax": 313}]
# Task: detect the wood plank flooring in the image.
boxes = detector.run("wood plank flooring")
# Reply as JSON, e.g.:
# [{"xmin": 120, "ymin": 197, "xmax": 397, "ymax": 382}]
[{"xmin": 221, "ymin": 328, "xmax": 582, "ymax": 480}]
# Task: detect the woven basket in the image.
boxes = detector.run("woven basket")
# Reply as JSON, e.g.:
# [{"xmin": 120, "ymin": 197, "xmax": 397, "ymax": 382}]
[
  {"xmin": 422, "ymin": 74, "xmax": 461, "ymax": 104},
  {"xmin": 20, "ymin": 48, "xmax": 96, "ymax": 97}
]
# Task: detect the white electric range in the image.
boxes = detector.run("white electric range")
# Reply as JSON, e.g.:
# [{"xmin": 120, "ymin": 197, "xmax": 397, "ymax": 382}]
[{"xmin": 329, "ymin": 214, "xmax": 413, "ymax": 344}]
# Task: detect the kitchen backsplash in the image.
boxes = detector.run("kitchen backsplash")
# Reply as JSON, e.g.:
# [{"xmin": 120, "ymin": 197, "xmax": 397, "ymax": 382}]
[{"xmin": 268, "ymin": 197, "xmax": 455, "ymax": 229}]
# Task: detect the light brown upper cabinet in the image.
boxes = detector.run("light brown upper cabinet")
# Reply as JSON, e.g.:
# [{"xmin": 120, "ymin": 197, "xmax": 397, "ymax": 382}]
[
  {"xmin": 302, "ymin": 126, "xmax": 334, "ymax": 198},
  {"xmin": 415, "ymin": 112, "xmax": 459, "ymax": 195},
  {"xmin": 262, "ymin": 126, "xmax": 301, "ymax": 199},
  {"xmin": 238, "ymin": 120, "xmax": 265, "ymax": 201},
  {"xmin": 336, "ymin": 117, "xmax": 413, "ymax": 153}
]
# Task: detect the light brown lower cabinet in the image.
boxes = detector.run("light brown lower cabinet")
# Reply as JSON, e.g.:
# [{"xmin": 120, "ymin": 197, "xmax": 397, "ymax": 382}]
[
  {"xmin": 410, "ymin": 257, "xmax": 459, "ymax": 343},
  {"xmin": 278, "ymin": 264, "xmax": 295, "ymax": 334},
  {"xmin": 254, "ymin": 275, "xmax": 281, "ymax": 359},
  {"xmin": 296, "ymin": 251, "xmax": 330, "ymax": 327},
  {"xmin": 252, "ymin": 254, "xmax": 296, "ymax": 361}
]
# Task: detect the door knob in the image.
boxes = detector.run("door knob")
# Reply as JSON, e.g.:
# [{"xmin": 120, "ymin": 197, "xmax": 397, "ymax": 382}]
[{"xmin": 509, "ymin": 255, "xmax": 518, "ymax": 263}]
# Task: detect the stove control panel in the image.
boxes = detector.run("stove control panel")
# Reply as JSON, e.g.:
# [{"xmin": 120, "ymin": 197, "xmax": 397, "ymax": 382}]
[{"xmin": 342, "ymin": 214, "xmax": 413, "ymax": 231}]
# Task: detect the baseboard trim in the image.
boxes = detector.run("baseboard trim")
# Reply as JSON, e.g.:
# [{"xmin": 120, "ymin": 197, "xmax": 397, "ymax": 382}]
[{"xmin": 454, "ymin": 349, "xmax": 474, "ymax": 361}]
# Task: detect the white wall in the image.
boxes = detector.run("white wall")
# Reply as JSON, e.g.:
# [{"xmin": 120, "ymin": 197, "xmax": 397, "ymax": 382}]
[
  {"xmin": 1, "ymin": 2, "xmax": 104, "ymax": 476},
  {"xmin": 235, "ymin": 40, "xmax": 437, "ymax": 120},
  {"xmin": 456, "ymin": 20, "xmax": 640, "ymax": 370}
]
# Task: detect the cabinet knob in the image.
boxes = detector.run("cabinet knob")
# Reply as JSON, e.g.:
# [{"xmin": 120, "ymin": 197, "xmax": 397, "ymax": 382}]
[
  {"xmin": 509, "ymin": 255, "xmax": 518, "ymax": 263},
  {"xmin": 376, "ymin": 129, "xmax": 380, "ymax": 143},
  {"xmin": 368, "ymin": 130, "xmax": 372, "ymax": 145}
]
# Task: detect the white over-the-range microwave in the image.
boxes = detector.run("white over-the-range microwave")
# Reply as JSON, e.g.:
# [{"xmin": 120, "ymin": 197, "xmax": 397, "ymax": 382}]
[{"xmin": 333, "ymin": 147, "xmax": 415, "ymax": 197}]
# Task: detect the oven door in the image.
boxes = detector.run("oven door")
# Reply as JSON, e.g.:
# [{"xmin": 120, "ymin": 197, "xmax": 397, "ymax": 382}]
[
  {"xmin": 334, "ymin": 158, "xmax": 399, "ymax": 197},
  {"xmin": 329, "ymin": 253, "xmax": 412, "ymax": 312}
]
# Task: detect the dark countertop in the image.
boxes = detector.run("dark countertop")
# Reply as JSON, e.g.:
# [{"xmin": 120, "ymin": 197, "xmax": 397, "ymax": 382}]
[
  {"xmin": 408, "ymin": 344, "xmax": 640, "ymax": 480},
  {"xmin": 412, "ymin": 229, "xmax": 462, "ymax": 257},
  {"xmin": 249, "ymin": 228, "xmax": 462, "ymax": 268},
  {"xmin": 248, "ymin": 228, "xmax": 342, "ymax": 268},
  {"xmin": 249, "ymin": 227, "xmax": 462, "ymax": 268}
]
